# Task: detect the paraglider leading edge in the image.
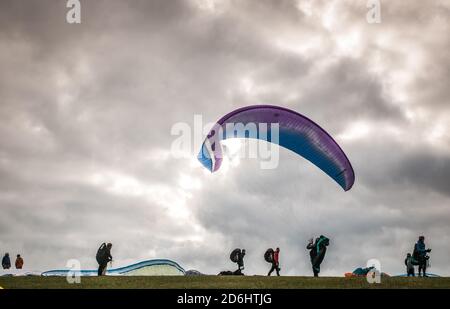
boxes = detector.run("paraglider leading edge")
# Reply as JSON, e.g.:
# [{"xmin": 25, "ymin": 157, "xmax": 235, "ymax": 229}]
[{"xmin": 198, "ymin": 105, "xmax": 355, "ymax": 191}]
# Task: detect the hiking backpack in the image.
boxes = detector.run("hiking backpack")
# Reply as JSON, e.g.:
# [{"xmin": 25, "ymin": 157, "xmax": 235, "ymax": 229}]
[
  {"xmin": 412, "ymin": 245, "xmax": 419, "ymax": 260},
  {"xmin": 264, "ymin": 248, "xmax": 274, "ymax": 263},
  {"xmin": 230, "ymin": 248, "xmax": 241, "ymax": 263},
  {"xmin": 96, "ymin": 243, "xmax": 107, "ymax": 264}
]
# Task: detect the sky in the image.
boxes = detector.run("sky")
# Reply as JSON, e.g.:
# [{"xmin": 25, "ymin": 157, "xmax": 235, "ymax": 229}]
[{"xmin": 0, "ymin": 0, "xmax": 449, "ymax": 277}]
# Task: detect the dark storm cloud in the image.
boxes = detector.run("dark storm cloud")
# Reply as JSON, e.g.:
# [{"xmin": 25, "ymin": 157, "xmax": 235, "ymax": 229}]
[
  {"xmin": 0, "ymin": 0, "xmax": 449, "ymax": 276},
  {"xmin": 292, "ymin": 57, "xmax": 404, "ymax": 131},
  {"xmin": 394, "ymin": 152, "xmax": 450, "ymax": 197}
]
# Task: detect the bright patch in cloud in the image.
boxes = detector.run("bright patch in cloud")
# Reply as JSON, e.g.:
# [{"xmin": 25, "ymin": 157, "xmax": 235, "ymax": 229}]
[{"xmin": 338, "ymin": 121, "xmax": 372, "ymax": 141}]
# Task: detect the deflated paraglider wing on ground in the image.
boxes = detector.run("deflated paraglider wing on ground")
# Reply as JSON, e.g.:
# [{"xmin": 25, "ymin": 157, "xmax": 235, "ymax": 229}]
[{"xmin": 41, "ymin": 259, "xmax": 185, "ymax": 276}]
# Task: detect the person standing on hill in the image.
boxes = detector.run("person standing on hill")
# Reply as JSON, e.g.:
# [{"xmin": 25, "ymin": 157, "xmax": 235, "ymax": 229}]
[
  {"xmin": 405, "ymin": 253, "xmax": 416, "ymax": 277},
  {"xmin": 2, "ymin": 253, "xmax": 11, "ymax": 269},
  {"xmin": 414, "ymin": 236, "xmax": 431, "ymax": 277},
  {"xmin": 15, "ymin": 254, "xmax": 24, "ymax": 269},
  {"xmin": 307, "ymin": 235, "xmax": 330, "ymax": 277},
  {"xmin": 96, "ymin": 243, "xmax": 113, "ymax": 276},
  {"xmin": 268, "ymin": 247, "xmax": 280, "ymax": 276},
  {"xmin": 237, "ymin": 249, "xmax": 246, "ymax": 272}
]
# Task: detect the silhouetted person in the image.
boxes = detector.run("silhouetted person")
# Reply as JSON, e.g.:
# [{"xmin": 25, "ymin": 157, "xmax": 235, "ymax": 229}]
[
  {"xmin": 414, "ymin": 236, "xmax": 431, "ymax": 277},
  {"xmin": 2, "ymin": 253, "xmax": 11, "ymax": 269},
  {"xmin": 15, "ymin": 254, "xmax": 24, "ymax": 269},
  {"xmin": 237, "ymin": 249, "xmax": 246, "ymax": 272},
  {"xmin": 96, "ymin": 243, "xmax": 113, "ymax": 276},
  {"xmin": 268, "ymin": 247, "xmax": 280, "ymax": 276},
  {"xmin": 405, "ymin": 253, "xmax": 415, "ymax": 277},
  {"xmin": 307, "ymin": 235, "xmax": 329, "ymax": 277}
]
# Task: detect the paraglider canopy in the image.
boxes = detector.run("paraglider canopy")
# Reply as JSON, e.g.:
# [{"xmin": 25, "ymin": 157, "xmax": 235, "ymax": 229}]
[{"xmin": 198, "ymin": 105, "xmax": 355, "ymax": 191}]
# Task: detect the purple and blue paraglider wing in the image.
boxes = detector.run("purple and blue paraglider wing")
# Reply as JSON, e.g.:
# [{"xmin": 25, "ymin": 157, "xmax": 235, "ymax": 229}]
[{"xmin": 198, "ymin": 105, "xmax": 355, "ymax": 191}]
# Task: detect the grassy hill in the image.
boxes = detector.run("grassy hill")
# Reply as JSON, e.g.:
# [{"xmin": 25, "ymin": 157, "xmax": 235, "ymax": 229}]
[{"xmin": 1, "ymin": 276, "xmax": 450, "ymax": 289}]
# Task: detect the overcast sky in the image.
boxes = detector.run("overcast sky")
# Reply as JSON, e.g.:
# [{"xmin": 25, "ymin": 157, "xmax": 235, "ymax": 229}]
[{"xmin": 1, "ymin": 0, "xmax": 449, "ymax": 277}]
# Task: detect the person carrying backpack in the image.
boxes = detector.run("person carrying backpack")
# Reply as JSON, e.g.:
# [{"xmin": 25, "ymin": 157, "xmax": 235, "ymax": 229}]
[
  {"xmin": 229, "ymin": 248, "xmax": 246, "ymax": 274},
  {"xmin": 237, "ymin": 249, "xmax": 246, "ymax": 272},
  {"xmin": 307, "ymin": 235, "xmax": 330, "ymax": 277},
  {"xmin": 413, "ymin": 236, "xmax": 431, "ymax": 277},
  {"xmin": 267, "ymin": 247, "xmax": 280, "ymax": 276},
  {"xmin": 96, "ymin": 243, "xmax": 113, "ymax": 276}
]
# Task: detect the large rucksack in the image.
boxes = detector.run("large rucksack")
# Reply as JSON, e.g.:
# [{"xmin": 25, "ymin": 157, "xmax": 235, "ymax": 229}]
[
  {"xmin": 316, "ymin": 235, "xmax": 329, "ymax": 253},
  {"xmin": 412, "ymin": 244, "xmax": 419, "ymax": 260},
  {"xmin": 264, "ymin": 248, "xmax": 274, "ymax": 263},
  {"xmin": 311, "ymin": 236, "xmax": 329, "ymax": 266},
  {"xmin": 96, "ymin": 243, "xmax": 107, "ymax": 264},
  {"xmin": 230, "ymin": 248, "xmax": 241, "ymax": 263}
]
